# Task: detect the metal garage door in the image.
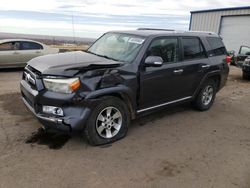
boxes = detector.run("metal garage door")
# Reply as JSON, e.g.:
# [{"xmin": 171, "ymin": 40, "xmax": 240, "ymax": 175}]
[{"xmin": 220, "ymin": 15, "xmax": 250, "ymax": 53}]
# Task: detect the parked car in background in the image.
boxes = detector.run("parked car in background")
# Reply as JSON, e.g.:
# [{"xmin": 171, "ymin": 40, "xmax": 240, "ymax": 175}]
[
  {"xmin": 232, "ymin": 45, "xmax": 250, "ymax": 67},
  {"xmin": 242, "ymin": 57, "xmax": 250, "ymax": 79},
  {"xmin": 20, "ymin": 29, "xmax": 229, "ymax": 145},
  {"xmin": 0, "ymin": 39, "xmax": 59, "ymax": 68}
]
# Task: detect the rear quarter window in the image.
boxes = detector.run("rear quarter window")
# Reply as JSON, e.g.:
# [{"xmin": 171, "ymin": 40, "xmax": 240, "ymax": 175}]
[
  {"xmin": 206, "ymin": 37, "xmax": 226, "ymax": 56},
  {"xmin": 21, "ymin": 42, "xmax": 43, "ymax": 50}
]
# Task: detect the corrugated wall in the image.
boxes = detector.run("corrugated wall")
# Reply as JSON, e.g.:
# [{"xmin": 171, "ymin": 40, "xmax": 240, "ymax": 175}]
[{"xmin": 190, "ymin": 8, "xmax": 250, "ymax": 33}]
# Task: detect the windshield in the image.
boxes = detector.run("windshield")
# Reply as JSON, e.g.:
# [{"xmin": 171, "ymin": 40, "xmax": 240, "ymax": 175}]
[{"xmin": 87, "ymin": 33, "xmax": 145, "ymax": 63}]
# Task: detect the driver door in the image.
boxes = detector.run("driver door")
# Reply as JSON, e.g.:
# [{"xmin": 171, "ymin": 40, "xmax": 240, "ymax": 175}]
[{"xmin": 139, "ymin": 37, "xmax": 182, "ymax": 109}]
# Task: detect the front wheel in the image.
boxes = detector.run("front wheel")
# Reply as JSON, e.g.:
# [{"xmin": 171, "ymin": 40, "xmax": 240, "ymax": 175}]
[
  {"xmin": 84, "ymin": 97, "xmax": 129, "ymax": 146},
  {"xmin": 193, "ymin": 80, "xmax": 217, "ymax": 111},
  {"xmin": 243, "ymin": 72, "xmax": 249, "ymax": 80}
]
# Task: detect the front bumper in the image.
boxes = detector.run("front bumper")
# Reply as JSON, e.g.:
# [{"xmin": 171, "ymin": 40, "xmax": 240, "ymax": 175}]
[{"xmin": 20, "ymin": 78, "xmax": 93, "ymax": 132}]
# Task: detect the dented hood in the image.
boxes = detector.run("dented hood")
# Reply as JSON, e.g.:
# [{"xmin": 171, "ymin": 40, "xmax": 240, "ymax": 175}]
[{"xmin": 27, "ymin": 51, "xmax": 122, "ymax": 76}]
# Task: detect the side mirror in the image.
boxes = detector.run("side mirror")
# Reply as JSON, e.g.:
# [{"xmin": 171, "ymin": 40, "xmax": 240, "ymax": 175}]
[
  {"xmin": 144, "ymin": 56, "xmax": 163, "ymax": 67},
  {"xmin": 245, "ymin": 52, "xmax": 250, "ymax": 55}
]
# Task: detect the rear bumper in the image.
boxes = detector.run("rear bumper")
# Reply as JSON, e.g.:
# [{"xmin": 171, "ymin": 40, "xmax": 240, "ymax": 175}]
[{"xmin": 20, "ymin": 79, "xmax": 93, "ymax": 132}]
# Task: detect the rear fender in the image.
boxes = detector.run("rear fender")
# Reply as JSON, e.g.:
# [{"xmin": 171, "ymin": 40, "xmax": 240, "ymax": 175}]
[{"xmin": 193, "ymin": 70, "xmax": 221, "ymax": 98}]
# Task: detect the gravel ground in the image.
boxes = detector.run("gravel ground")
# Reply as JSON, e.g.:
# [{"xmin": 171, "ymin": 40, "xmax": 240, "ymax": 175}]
[{"xmin": 0, "ymin": 66, "xmax": 250, "ymax": 188}]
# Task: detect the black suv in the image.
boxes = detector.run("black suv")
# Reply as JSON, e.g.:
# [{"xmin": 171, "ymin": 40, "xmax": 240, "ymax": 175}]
[{"xmin": 20, "ymin": 29, "xmax": 229, "ymax": 145}]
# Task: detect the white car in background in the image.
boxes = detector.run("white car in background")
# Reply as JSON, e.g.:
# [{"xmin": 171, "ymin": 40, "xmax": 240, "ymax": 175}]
[{"xmin": 0, "ymin": 39, "xmax": 59, "ymax": 68}]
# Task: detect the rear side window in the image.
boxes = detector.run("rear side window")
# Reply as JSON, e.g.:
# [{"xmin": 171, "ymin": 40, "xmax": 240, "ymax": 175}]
[
  {"xmin": 147, "ymin": 37, "xmax": 179, "ymax": 63},
  {"xmin": 21, "ymin": 42, "xmax": 43, "ymax": 50},
  {"xmin": 182, "ymin": 37, "xmax": 206, "ymax": 60},
  {"xmin": 206, "ymin": 37, "xmax": 226, "ymax": 56}
]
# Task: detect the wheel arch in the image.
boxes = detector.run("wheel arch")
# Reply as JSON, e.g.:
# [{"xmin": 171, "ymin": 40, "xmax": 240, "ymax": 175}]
[
  {"xmin": 85, "ymin": 86, "xmax": 136, "ymax": 119},
  {"xmin": 194, "ymin": 71, "xmax": 221, "ymax": 98}
]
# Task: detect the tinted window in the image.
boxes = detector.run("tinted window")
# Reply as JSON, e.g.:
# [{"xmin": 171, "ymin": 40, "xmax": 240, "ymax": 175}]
[
  {"xmin": 0, "ymin": 42, "xmax": 20, "ymax": 51},
  {"xmin": 207, "ymin": 37, "xmax": 226, "ymax": 56},
  {"xmin": 182, "ymin": 37, "xmax": 206, "ymax": 60},
  {"xmin": 21, "ymin": 42, "xmax": 43, "ymax": 50},
  {"xmin": 239, "ymin": 46, "xmax": 250, "ymax": 55},
  {"xmin": 147, "ymin": 38, "xmax": 179, "ymax": 63}
]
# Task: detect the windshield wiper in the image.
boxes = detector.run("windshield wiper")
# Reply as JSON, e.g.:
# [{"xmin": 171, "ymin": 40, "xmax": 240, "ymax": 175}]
[{"xmin": 87, "ymin": 51, "xmax": 119, "ymax": 62}]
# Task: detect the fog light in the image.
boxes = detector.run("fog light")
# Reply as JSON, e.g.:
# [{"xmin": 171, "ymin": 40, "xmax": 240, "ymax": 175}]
[{"xmin": 42, "ymin": 106, "xmax": 64, "ymax": 116}]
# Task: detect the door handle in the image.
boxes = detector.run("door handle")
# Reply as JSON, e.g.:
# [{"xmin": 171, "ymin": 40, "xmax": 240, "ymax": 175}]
[
  {"xmin": 13, "ymin": 51, "xmax": 20, "ymax": 55},
  {"xmin": 173, "ymin": 69, "xmax": 183, "ymax": 74},
  {"xmin": 35, "ymin": 51, "xmax": 41, "ymax": 53},
  {"xmin": 201, "ymin": 64, "xmax": 210, "ymax": 68}
]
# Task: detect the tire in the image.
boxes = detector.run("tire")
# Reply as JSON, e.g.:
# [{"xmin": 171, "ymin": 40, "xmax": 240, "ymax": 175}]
[
  {"xmin": 84, "ymin": 96, "xmax": 130, "ymax": 146},
  {"xmin": 193, "ymin": 79, "xmax": 217, "ymax": 111},
  {"xmin": 243, "ymin": 72, "xmax": 249, "ymax": 80}
]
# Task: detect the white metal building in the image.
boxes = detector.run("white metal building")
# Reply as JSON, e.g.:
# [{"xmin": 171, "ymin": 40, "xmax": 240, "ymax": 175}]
[{"xmin": 189, "ymin": 6, "xmax": 250, "ymax": 52}]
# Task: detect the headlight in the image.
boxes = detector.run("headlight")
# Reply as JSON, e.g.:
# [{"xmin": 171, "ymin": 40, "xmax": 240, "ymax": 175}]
[{"xmin": 43, "ymin": 77, "xmax": 80, "ymax": 94}]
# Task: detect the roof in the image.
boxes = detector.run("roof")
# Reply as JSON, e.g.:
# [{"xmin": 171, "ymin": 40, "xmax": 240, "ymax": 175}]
[
  {"xmin": 108, "ymin": 29, "xmax": 218, "ymax": 37},
  {"xmin": 0, "ymin": 39, "xmax": 44, "ymax": 44},
  {"xmin": 191, "ymin": 6, "xmax": 250, "ymax": 14}
]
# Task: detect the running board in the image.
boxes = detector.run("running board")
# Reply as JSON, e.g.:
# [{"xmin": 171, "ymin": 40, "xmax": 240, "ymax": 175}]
[{"xmin": 137, "ymin": 96, "xmax": 192, "ymax": 113}]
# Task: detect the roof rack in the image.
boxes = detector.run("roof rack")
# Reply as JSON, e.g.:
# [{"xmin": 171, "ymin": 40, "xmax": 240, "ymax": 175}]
[
  {"xmin": 186, "ymin": 30, "xmax": 217, "ymax": 35},
  {"xmin": 137, "ymin": 28, "xmax": 175, "ymax": 31}
]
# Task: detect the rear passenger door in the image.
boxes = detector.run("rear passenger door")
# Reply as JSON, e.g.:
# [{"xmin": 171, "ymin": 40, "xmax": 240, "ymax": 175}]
[
  {"xmin": 178, "ymin": 37, "xmax": 210, "ymax": 97},
  {"xmin": 20, "ymin": 41, "xmax": 44, "ymax": 63}
]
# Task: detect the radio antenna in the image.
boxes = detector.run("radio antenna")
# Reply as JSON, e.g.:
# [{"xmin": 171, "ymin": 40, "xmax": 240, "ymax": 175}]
[
  {"xmin": 71, "ymin": 12, "xmax": 76, "ymax": 46},
  {"xmin": 71, "ymin": 12, "xmax": 77, "ymax": 63}
]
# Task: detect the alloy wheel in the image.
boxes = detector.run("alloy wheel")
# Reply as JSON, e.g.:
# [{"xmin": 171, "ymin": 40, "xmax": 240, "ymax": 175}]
[
  {"xmin": 95, "ymin": 107, "xmax": 122, "ymax": 139},
  {"xmin": 202, "ymin": 85, "xmax": 214, "ymax": 106}
]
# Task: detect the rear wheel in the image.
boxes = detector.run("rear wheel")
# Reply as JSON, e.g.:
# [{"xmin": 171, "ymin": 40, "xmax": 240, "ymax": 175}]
[
  {"xmin": 84, "ymin": 97, "xmax": 129, "ymax": 146},
  {"xmin": 193, "ymin": 79, "xmax": 217, "ymax": 111}
]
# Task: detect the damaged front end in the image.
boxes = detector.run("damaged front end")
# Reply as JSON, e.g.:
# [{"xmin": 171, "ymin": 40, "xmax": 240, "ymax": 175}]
[{"xmin": 21, "ymin": 62, "xmax": 137, "ymax": 132}]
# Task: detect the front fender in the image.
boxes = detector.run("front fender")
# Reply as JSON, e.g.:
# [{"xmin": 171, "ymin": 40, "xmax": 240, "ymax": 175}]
[{"xmin": 85, "ymin": 85, "xmax": 137, "ymax": 118}]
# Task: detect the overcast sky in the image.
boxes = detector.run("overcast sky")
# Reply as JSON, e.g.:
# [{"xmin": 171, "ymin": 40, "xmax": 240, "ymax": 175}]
[{"xmin": 0, "ymin": 0, "xmax": 249, "ymax": 38}]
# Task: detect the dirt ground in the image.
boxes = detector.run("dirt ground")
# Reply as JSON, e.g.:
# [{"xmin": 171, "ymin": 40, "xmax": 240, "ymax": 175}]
[{"xmin": 0, "ymin": 66, "xmax": 250, "ymax": 188}]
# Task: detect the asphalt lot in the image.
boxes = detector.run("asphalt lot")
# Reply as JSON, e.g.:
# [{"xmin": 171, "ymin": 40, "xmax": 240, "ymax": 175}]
[{"xmin": 0, "ymin": 66, "xmax": 250, "ymax": 188}]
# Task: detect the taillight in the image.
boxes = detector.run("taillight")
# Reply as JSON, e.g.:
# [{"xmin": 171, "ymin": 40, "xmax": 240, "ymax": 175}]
[{"xmin": 226, "ymin": 56, "xmax": 231, "ymax": 64}]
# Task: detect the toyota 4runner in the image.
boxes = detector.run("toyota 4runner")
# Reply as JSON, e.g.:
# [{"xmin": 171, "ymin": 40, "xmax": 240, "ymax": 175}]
[{"xmin": 20, "ymin": 29, "xmax": 229, "ymax": 145}]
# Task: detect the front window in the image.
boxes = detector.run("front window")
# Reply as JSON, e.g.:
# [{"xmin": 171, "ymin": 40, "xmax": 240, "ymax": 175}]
[
  {"xmin": 87, "ymin": 33, "xmax": 145, "ymax": 63},
  {"xmin": 147, "ymin": 37, "xmax": 179, "ymax": 63},
  {"xmin": 0, "ymin": 42, "xmax": 20, "ymax": 51}
]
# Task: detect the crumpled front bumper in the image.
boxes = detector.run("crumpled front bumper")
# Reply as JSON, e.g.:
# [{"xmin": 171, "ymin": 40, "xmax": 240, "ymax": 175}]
[{"xmin": 20, "ymin": 79, "xmax": 92, "ymax": 132}]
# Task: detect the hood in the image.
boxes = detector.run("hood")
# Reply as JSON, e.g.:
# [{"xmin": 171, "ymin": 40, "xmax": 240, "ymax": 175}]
[{"xmin": 27, "ymin": 51, "xmax": 122, "ymax": 76}]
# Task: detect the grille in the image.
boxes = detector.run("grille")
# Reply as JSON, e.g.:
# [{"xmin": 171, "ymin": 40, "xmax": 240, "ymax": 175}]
[{"xmin": 23, "ymin": 66, "xmax": 41, "ymax": 89}]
